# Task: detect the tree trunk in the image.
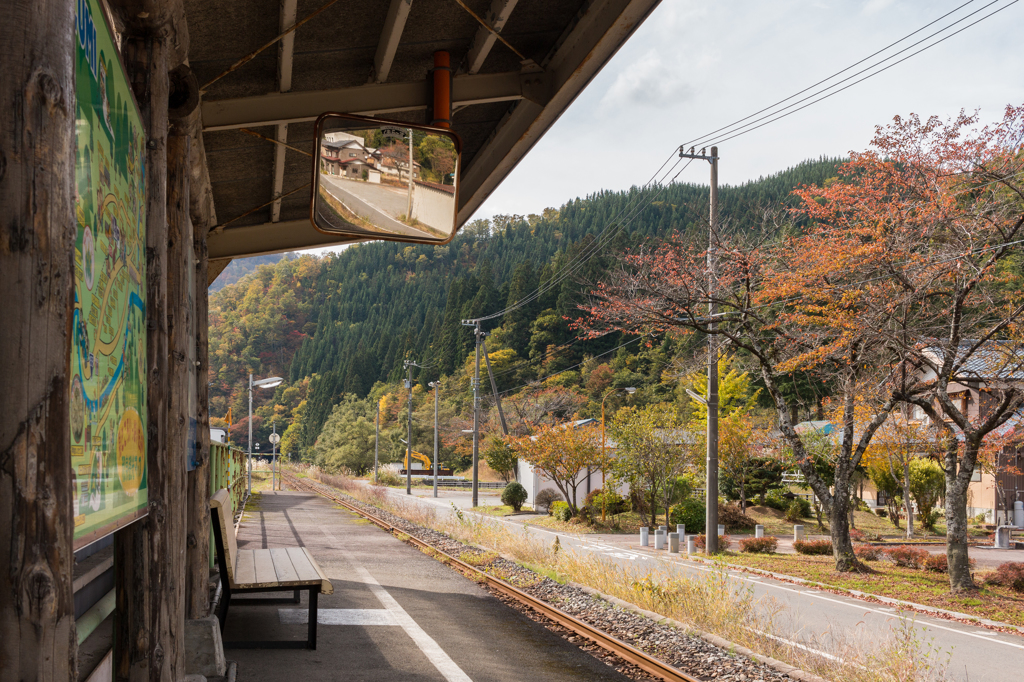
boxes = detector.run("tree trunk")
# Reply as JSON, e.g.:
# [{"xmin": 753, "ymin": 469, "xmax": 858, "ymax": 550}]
[
  {"xmin": 945, "ymin": 451, "xmax": 976, "ymax": 591},
  {"xmin": 739, "ymin": 480, "xmax": 747, "ymax": 512},
  {"xmin": 902, "ymin": 462, "xmax": 914, "ymax": 539},
  {"xmin": 829, "ymin": 481, "xmax": 858, "ymax": 571},
  {"xmin": 0, "ymin": 1, "xmax": 77, "ymax": 679}
]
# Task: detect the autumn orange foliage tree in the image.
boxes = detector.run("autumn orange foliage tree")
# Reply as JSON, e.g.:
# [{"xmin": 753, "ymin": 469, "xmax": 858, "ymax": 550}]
[
  {"xmin": 510, "ymin": 421, "xmax": 605, "ymax": 515},
  {"xmin": 581, "ymin": 104, "xmax": 1024, "ymax": 582}
]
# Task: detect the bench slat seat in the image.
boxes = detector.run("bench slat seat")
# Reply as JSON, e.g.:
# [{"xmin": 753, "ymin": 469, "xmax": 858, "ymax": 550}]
[{"xmin": 210, "ymin": 489, "xmax": 333, "ymax": 649}]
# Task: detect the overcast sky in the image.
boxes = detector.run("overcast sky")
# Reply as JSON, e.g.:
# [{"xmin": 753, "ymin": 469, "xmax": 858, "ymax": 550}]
[{"xmin": 472, "ymin": 0, "xmax": 1024, "ymax": 220}]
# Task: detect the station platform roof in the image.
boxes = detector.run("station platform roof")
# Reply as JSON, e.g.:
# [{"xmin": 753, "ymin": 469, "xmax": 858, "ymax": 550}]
[{"xmin": 174, "ymin": 0, "xmax": 660, "ymax": 276}]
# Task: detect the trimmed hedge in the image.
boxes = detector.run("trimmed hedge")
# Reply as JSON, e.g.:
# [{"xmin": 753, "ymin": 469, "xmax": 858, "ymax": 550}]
[
  {"xmin": 884, "ymin": 545, "xmax": 928, "ymax": 569},
  {"xmin": 794, "ymin": 539, "xmax": 832, "ymax": 555},
  {"xmin": 550, "ymin": 500, "xmax": 572, "ymax": 522},
  {"xmin": 739, "ymin": 536, "xmax": 778, "ymax": 554},
  {"xmin": 501, "ymin": 481, "xmax": 528, "ymax": 511},
  {"xmin": 984, "ymin": 562, "xmax": 1024, "ymax": 592}
]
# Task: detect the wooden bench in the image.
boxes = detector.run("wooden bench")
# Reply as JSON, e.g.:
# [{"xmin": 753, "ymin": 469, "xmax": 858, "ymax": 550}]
[{"xmin": 210, "ymin": 489, "xmax": 334, "ymax": 649}]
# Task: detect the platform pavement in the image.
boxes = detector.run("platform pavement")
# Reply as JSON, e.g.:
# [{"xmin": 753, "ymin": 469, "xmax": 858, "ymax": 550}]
[
  {"xmin": 224, "ymin": 489, "xmax": 632, "ymax": 682},
  {"xmin": 388, "ymin": 485, "xmax": 1024, "ymax": 682}
]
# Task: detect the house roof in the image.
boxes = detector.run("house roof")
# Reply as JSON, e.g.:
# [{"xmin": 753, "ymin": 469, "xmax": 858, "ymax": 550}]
[
  {"xmin": 183, "ymin": 0, "xmax": 663, "ymax": 268},
  {"xmin": 921, "ymin": 340, "xmax": 1024, "ymax": 381}
]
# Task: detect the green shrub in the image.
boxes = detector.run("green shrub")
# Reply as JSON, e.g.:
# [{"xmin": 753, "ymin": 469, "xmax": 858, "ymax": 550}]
[
  {"xmin": 794, "ymin": 539, "xmax": 832, "ymax": 555},
  {"xmin": 375, "ymin": 469, "xmax": 402, "ymax": 487},
  {"xmin": 535, "ymin": 488, "xmax": 563, "ymax": 513},
  {"xmin": 670, "ymin": 498, "xmax": 706, "ymax": 534},
  {"xmin": 884, "ymin": 545, "xmax": 928, "ymax": 568},
  {"xmin": 550, "ymin": 501, "xmax": 573, "ymax": 522},
  {"xmin": 785, "ymin": 499, "xmax": 808, "ymax": 523},
  {"xmin": 985, "ymin": 562, "xmax": 1024, "ymax": 593},
  {"xmin": 918, "ymin": 509, "xmax": 941, "ymax": 531},
  {"xmin": 501, "ymin": 481, "xmax": 528, "ymax": 512},
  {"xmin": 739, "ymin": 536, "xmax": 778, "ymax": 554},
  {"xmin": 764, "ymin": 489, "xmax": 789, "ymax": 511}
]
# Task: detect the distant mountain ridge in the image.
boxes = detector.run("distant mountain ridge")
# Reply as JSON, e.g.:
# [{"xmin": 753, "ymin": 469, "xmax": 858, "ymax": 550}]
[{"xmin": 207, "ymin": 157, "xmax": 844, "ymax": 452}]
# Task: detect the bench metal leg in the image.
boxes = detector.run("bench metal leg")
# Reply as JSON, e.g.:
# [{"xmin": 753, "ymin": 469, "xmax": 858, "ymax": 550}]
[{"xmin": 308, "ymin": 587, "xmax": 320, "ymax": 650}]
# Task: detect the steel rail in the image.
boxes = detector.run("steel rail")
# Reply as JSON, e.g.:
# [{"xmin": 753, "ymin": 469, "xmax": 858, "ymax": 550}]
[{"xmin": 283, "ymin": 473, "xmax": 701, "ymax": 682}]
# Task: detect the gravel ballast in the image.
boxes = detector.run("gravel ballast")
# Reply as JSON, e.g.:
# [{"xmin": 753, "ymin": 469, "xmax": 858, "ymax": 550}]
[{"xmin": 304, "ymin": 478, "xmax": 798, "ymax": 682}]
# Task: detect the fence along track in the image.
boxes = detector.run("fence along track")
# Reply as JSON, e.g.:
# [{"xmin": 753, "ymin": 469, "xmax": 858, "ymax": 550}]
[{"xmin": 284, "ymin": 474, "xmax": 701, "ymax": 682}]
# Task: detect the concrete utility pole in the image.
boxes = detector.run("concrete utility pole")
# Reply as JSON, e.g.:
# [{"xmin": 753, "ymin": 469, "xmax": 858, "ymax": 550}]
[
  {"xmin": 374, "ymin": 397, "xmax": 381, "ymax": 484},
  {"xmin": 679, "ymin": 144, "xmax": 720, "ymax": 553},
  {"xmin": 461, "ymin": 319, "xmax": 483, "ymax": 507},
  {"xmin": 407, "ymin": 128, "xmax": 414, "ymax": 219},
  {"xmin": 405, "ymin": 361, "xmax": 414, "ymax": 494},
  {"xmin": 429, "ymin": 381, "xmax": 440, "ymax": 497}
]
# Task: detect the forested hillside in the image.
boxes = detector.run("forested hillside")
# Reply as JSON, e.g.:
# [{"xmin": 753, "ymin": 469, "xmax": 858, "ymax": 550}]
[
  {"xmin": 207, "ymin": 157, "xmax": 842, "ymax": 463},
  {"xmin": 209, "ymin": 252, "xmax": 296, "ymax": 291}
]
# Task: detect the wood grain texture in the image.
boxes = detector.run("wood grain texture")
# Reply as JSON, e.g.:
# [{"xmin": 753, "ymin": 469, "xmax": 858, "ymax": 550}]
[{"xmin": 0, "ymin": 0, "xmax": 78, "ymax": 679}]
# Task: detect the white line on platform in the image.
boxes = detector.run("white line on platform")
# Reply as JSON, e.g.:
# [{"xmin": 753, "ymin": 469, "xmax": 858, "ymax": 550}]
[
  {"xmin": 354, "ymin": 565, "xmax": 474, "ymax": 682},
  {"xmin": 278, "ymin": 608, "xmax": 399, "ymax": 626}
]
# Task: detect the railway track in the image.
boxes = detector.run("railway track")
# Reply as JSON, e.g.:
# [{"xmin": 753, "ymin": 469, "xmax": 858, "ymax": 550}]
[{"xmin": 283, "ymin": 473, "xmax": 701, "ymax": 682}]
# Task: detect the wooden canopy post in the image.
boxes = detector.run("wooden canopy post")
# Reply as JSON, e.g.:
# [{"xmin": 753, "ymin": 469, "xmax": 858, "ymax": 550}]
[{"xmin": 0, "ymin": 1, "xmax": 78, "ymax": 680}]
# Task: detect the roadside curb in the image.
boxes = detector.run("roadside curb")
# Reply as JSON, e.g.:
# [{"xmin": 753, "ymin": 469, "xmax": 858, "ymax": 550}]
[
  {"xmin": 637, "ymin": 547, "xmax": 1024, "ymax": 636},
  {"xmin": 568, "ymin": 581, "xmax": 829, "ymax": 682}
]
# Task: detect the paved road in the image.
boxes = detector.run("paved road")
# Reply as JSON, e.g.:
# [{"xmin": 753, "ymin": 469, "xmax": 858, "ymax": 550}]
[
  {"xmin": 226, "ymin": 490, "xmax": 631, "ymax": 682},
  {"xmin": 384, "ymin": 487, "xmax": 1024, "ymax": 682},
  {"xmin": 320, "ymin": 175, "xmax": 434, "ymax": 240}
]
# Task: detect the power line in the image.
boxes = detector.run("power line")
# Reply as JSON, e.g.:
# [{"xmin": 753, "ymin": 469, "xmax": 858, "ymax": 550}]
[
  {"xmin": 701, "ymin": 0, "xmax": 1018, "ymax": 148},
  {"xmin": 679, "ymin": 0, "xmax": 982, "ymax": 149},
  {"xmin": 472, "ymin": 156, "xmax": 697, "ymax": 324}
]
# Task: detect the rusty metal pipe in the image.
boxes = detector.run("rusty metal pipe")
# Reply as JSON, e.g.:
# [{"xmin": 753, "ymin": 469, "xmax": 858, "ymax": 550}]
[{"xmin": 431, "ymin": 50, "xmax": 451, "ymax": 128}]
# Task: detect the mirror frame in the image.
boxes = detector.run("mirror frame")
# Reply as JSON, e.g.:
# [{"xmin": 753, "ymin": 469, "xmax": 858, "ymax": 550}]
[{"xmin": 310, "ymin": 112, "xmax": 463, "ymax": 246}]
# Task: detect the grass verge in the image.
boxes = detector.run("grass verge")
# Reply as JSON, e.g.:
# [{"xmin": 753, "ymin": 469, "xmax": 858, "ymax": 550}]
[{"xmin": 295, "ymin": 465, "xmax": 953, "ymax": 682}]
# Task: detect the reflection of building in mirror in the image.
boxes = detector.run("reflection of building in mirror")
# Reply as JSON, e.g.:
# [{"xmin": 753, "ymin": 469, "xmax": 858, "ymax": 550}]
[{"xmin": 316, "ymin": 127, "xmax": 457, "ymax": 241}]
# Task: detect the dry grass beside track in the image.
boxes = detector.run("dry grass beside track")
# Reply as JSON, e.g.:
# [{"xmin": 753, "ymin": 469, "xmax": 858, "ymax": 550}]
[{"xmin": 295, "ymin": 465, "xmax": 953, "ymax": 682}]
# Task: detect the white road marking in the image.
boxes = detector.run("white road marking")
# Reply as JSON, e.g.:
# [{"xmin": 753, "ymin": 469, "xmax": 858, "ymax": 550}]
[{"xmin": 279, "ymin": 608, "xmax": 398, "ymax": 626}]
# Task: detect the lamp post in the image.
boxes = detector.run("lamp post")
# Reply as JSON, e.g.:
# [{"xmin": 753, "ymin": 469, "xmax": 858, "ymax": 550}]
[
  {"xmin": 248, "ymin": 373, "xmax": 283, "ymax": 495},
  {"xmin": 428, "ymin": 381, "xmax": 439, "ymax": 498},
  {"xmin": 601, "ymin": 387, "xmax": 636, "ymax": 522}
]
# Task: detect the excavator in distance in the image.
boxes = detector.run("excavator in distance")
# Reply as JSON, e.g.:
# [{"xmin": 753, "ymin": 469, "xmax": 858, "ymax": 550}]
[{"xmin": 399, "ymin": 450, "xmax": 453, "ymax": 476}]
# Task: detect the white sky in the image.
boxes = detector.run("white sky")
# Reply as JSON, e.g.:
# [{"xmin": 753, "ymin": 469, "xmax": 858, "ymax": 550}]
[
  {"xmin": 474, "ymin": 0, "xmax": 1024, "ymax": 219},
  {"xmin": 304, "ymin": 0, "xmax": 1024, "ymax": 256}
]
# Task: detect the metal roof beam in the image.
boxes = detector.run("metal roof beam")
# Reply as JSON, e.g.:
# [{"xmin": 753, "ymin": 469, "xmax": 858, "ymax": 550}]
[
  {"xmin": 201, "ymin": 71, "xmax": 525, "ymax": 131},
  {"xmin": 465, "ymin": 0, "xmax": 519, "ymax": 74},
  {"xmin": 373, "ymin": 0, "xmax": 413, "ymax": 83},
  {"xmin": 457, "ymin": 0, "xmax": 661, "ymax": 224},
  {"xmin": 207, "ymin": 219, "xmax": 361, "ymax": 259},
  {"xmin": 271, "ymin": 0, "xmax": 298, "ymax": 223}
]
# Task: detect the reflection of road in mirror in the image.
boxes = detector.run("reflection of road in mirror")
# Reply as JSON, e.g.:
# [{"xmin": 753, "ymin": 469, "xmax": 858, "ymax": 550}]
[{"xmin": 317, "ymin": 173, "xmax": 453, "ymax": 240}]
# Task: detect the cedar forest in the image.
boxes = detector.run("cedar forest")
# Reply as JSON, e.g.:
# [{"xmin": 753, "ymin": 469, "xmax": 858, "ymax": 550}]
[{"xmin": 208, "ymin": 157, "xmax": 844, "ymax": 474}]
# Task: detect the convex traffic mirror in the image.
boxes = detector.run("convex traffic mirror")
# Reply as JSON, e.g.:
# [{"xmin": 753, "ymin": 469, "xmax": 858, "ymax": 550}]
[{"xmin": 311, "ymin": 113, "xmax": 461, "ymax": 244}]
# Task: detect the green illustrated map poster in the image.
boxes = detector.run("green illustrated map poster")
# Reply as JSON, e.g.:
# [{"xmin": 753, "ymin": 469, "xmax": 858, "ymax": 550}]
[{"xmin": 72, "ymin": 0, "xmax": 149, "ymax": 548}]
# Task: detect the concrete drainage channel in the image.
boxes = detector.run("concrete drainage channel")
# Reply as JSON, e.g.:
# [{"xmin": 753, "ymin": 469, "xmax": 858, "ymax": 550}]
[{"xmin": 284, "ymin": 474, "xmax": 818, "ymax": 682}]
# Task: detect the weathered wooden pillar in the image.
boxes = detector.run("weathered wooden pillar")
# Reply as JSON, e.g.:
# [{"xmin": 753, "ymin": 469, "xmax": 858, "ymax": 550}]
[
  {"xmin": 167, "ymin": 113, "xmax": 194, "ymax": 630},
  {"xmin": 0, "ymin": 0, "xmax": 78, "ymax": 680}
]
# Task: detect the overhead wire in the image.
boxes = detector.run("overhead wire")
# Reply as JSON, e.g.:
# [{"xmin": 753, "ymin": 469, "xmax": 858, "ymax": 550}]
[
  {"xmin": 699, "ymin": 0, "xmax": 1019, "ymax": 148},
  {"xmin": 679, "ymin": 0, "xmax": 982, "ymax": 149}
]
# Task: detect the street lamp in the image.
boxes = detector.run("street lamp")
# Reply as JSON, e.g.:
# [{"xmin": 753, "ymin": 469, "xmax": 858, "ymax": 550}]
[
  {"xmin": 248, "ymin": 374, "xmax": 283, "ymax": 495},
  {"xmin": 428, "ymin": 381, "xmax": 440, "ymax": 498},
  {"xmin": 601, "ymin": 387, "xmax": 636, "ymax": 522}
]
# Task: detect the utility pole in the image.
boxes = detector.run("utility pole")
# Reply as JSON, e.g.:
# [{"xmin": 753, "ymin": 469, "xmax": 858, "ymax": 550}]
[
  {"xmin": 404, "ymin": 361, "xmax": 414, "ymax": 495},
  {"xmin": 374, "ymin": 397, "xmax": 380, "ymax": 484},
  {"xmin": 429, "ymin": 381, "xmax": 440, "ymax": 498},
  {"xmin": 462, "ymin": 319, "xmax": 482, "ymax": 507},
  {"xmin": 680, "ymin": 144, "xmax": 720, "ymax": 553},
  {"xmin": 407, "ymin": 128, "xmax": 414, "ymax": 220},
  {"xmin": 248, "ymin": 373, "xmax": 253, "ymax": 495}
]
